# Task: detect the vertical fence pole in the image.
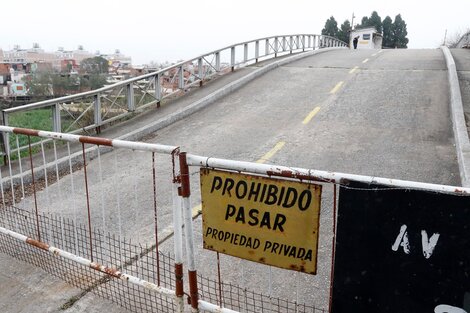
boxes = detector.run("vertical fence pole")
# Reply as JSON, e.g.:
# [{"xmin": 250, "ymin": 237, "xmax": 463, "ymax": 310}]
[
  {"xmin": 302, "ymin": 35, "xmax": 306, "ymax": 51},
  {"xmin": 94, "ymin": 94, "xmax": 102, "ymax": 134},
  {"xmin": 172, "ymin": 150, "xmax": 185, "ymax": 312},
  {"xmin": 81, "ymin": 142, "xmax": 94, "ymax": 262},
  {"xmin": 152, "ymin": 152, "xmax": 161, "ymax": 286},
  {"xmin": 274, "ymin": 37, "xmax": 278, "ymax": 58},
  {"xmin": 155, "ymin": 73, "xmax": 161, "ymax": 108},
  {"xmin": 282, "ymin": 36, "xmax": 287, "ymax": 52},
  {"xmin": 2, "ymin": 112, "xmax": 10, "ymax": 164},
  {"xmin": 178, "ymin": 152, "xmax": 198, "ymax": 312},
  {"xmin": 243, "ymin": 43, "xmax": 248, "ymax": 63},
  {"xmin": 255, "ymin": 40, "xmax": 259, "ymax": 63},
  {"xmin": 290, "ymin": 36, "xmax": 294, "ymax": 54},
  {"xmin": 52, "ymin": 103, "xmax": 61, "ymax": 133},
  {"xmin": 178, "ymin": 66, "xmax": 184, "ymax": 90},
  {"xmin": 27, "ymin": 135, "xmax": 41, "ymax": 242},
  {"xmin": 231, "ymin": 47, "xmax": 235, "ymax": 72},
  {"xmin": 215, "ymin": 52, "xmax": 220, "ymax": 72},
  {"xmin": 127, "ymin": 83, "xmax": 135, "ymax": 112},
  {"xmin": 265, "ymin": 39, "xmax": 269, "ymax": 57},
  {"xmin": 198, "ymin": 58, "xmax": 204, "ymax": 87}
]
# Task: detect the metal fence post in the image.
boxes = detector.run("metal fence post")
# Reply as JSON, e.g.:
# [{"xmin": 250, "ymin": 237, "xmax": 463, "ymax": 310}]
[
  {"xmin": 282, "ymin": 36, "xmax": 287, "ymax": 52},
  {"xmin": 274, "ymin": 37, "xmax": 278, "ymax": 57},
  {"xmin": 127, "ymin": 83, "xmax": 135, "ymax": 112},
  {"xmin": 215, "ymin": 52, "xmax": 220, "ymax": 72},
  {"xmin": 198, "ymin": 58, "xmax": 204, "ymax": 87},
  {"xmin": 2, "ymin": 111, "xmax": 10, "ymax": 163},
  {"xmin": 155, "ymin": 73, "xmax": 161, "ymax": 108},
  {"xmin": 265, "ymin": 39, "xmax": 270, "ymax": 56},
  {"xmin": 172, "ymin": 150, "xmax": 185, "ymax": 313},
  {"xmin": 243, "ymin": 43, "xmax": 248, "ymax": 63},
  {"xmin": 178, "ymin": 66, "xmax": 184, "ymax": 89},
  {"xmin": 93, "ymin": 94, "xmax": 102, "ymax": 134},
  {"xmin": 178, "ymin": 152, "xmax": 199, "ymax": 312},
  {"xmin": 290, "ymin": 36, "xmax": 293, "ymax": 54},
  {"xmin": 302, "ymin": 35, "xmax": 306, "ymax": 51},
  {"xmin": 52, "ymin": 103, "xmax": 61, "ymax": 133},
  {"xmin": 231, "ymin": 47, "xmax": 235, "ymax": 71},
  {"xmin": 255, "ymin": 41, "xmax": 259, "ymax": 63}
]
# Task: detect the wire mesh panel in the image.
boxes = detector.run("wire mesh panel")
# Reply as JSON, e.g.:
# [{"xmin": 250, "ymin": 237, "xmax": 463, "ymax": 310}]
[{"xmin": 0, "ymin": 205, "xmax": 177, "ymax": 313}]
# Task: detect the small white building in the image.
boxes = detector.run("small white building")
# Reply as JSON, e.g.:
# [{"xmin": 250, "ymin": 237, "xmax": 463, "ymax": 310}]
[{"xmin": 350, "ymin": 27, "xmax": 383, "ymax": 49}]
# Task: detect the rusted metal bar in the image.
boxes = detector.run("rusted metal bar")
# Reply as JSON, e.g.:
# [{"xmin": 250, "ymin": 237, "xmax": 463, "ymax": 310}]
[
  {"xmin": 185, "ymin": 154, "xmax": 470, "ymax": 195},
  {"xmin": 0, "ymin": 226, "xmax": 177, "ymax": 299},
  {"xmin": 79, "ymin": 136, "xmax": 113, "ymax": 146},
  {"xmin": 152, "ymin": 152, "xmax": 161, "ymax": 285},
  {"xmin": 172, "ymin": 149, "xmax": 185, "ymax": 313},
  {"xmin": 179, "ymin": 152, "xmax": 199, "ymax": 311},
  {"xmin": 0, "ymin": 126, "xmax": 178, "ymax": 155},
  {"xmin": 27, "ymin": 136, "xmax": 41, "ymax": 241},
  {"xmin": 13, "ymin": 128, "xmax": 39, "ymax": 136},
  {"xmin": 81, "ymin": 142, "xmax": 94, "ymax": 261}
]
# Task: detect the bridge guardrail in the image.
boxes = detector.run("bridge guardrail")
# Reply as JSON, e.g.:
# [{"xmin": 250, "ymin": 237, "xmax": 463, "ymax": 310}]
[{"xmin": 1, "ymin": 34, "xmax": 347, "ymax": 160}]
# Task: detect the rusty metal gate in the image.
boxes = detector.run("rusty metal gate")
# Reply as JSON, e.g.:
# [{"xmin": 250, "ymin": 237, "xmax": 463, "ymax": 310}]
[{"xmin": 0, "ymin": 126, "xmax": 468, "ymax": 313}]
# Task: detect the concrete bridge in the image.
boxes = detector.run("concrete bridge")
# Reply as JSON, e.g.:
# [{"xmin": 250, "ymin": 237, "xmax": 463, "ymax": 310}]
[{"xmin": 1, "ymin": 35, "xmax": 470, "ymax": 313}]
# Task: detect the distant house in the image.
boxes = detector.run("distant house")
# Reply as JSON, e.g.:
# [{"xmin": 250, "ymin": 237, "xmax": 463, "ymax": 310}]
[{"xmin": 350, "ymin": 27, "xmax": 383, "ymax": 49}]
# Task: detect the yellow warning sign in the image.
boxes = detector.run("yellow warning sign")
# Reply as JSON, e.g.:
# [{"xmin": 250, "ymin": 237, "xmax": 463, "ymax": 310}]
[{"xmin": 200, "ymin": 168, "xmax": 322, "ymax": 274}]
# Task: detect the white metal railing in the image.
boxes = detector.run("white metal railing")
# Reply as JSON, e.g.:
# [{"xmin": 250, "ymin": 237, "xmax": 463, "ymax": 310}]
[{"xmin": 1, "ymin": 34, "xmax": 347, "ymax": 158}]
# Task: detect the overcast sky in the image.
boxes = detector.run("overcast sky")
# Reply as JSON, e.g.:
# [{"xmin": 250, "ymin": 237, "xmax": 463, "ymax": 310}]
[{"xmin": 1, "ymin": 0, "xmax": 469, "ymax": 65}]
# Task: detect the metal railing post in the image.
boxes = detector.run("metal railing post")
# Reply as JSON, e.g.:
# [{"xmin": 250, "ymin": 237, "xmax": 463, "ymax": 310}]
[
  {"xmin": 243, "ymin": 43, "xmax": 248, "ymax": 63},
  {"xmin": 52, "ymin": 103, "xmax": 61, "ymax": 133},
  {"xmin": 178, "ymin": 152, "xmax": 198, "ymax": 312},
  {"xmin": 215, "ymin": 52, "xmax": 220, "ymax": 72},
  {"xmin": 297, "ymin": 35, "xmax": 300, "ymax": 49},
  {"xmin": 302, "ymin": 35, "xmax": 306, "ymax": 51},
  {"xmin": 274, "ymin": 37, "xmax": 278, "ymax": 57},
  {"xmin": 255, "ymin": 40, "xmax": 259, "ymax": 63},
  {"xmin": 265, "ymin": 39, "xmax": 269, "ymax": 56},
  {"xmin": 198, "ymin": 58, "xmax": 204, "ymax": 86},
  {"xmin": 290, "ymin": 36, "xmax": 293, "ymax": 53},
  {"xmin": 93, "ymin": 94, "xmax": 102, "ymax": 134},
  {"xmin": 155, "ymin": 73, "xmax": 161, "ymax": 108},
  {"xmin": 2, "ymin": 112, "xmax": 10, "ymax": 163},
  {"xmin": 178, "ymin": 66, "xmax": 184, "ymax": 89},
  {"xmin": 127, "ymin": 83, "xmax": 135, "ymax": 112},
  {"xmin": 282, "ymin": 36, "xmax": 287, "ymax": 52},
  {"xmin": 230, "ymin": 47, "xmax": 235, "ymax": 71}
]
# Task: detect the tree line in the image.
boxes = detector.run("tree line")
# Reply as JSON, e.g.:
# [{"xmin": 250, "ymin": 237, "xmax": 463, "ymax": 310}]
[{"xmin": 321, "ymin": 11, "xmax": 409, "ymax": 48}]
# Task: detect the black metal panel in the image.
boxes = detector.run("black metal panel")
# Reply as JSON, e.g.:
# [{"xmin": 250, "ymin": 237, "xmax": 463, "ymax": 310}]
[{"xmin": 332, "ymin": 181, "xmax": 470, "ymax": 313}]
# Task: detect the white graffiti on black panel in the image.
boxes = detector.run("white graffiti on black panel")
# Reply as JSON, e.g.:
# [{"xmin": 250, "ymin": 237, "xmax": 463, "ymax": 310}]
[{"xmin": 391, "ymin": 224, "xmax": 440, "ymax": 259}]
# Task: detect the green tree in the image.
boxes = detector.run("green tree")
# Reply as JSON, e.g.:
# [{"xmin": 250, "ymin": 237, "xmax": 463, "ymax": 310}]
[
  {"xmin": 338, "ymin": 20, "xmax": 351, "ymax": 44},
  {"xmin": 392, "ymin": 14, "xmax": 409, "ymax": 48},
  {"xmin": 368, "ymin": 11, "xmax": 382, "ymax": 33},
  {"xmin": 382, "ymin": 16, "xmax": 394, "ymax": 48},
  {"xmin": 80, "ymin": 56, "xmax": 109, "ymax": 74},
  {"xmin": 24, "ymin": 70, "xmax": 53, "ymax": 99},
  {"xmin": 322, "ymin": 16, "xmax": 339, "ymax": 37},
  {"xmin": 360, "ymin": 16, "xmax": 369, "ymax": 27},
  {"xmin": 358, "ymin": 11, "xmax": 382, "ymax": 33}
]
